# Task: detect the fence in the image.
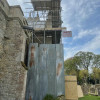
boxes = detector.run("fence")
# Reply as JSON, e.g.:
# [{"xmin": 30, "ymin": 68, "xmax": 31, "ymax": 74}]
[{"xmin": 25, "ymin": 43, "xmax": 65, "ymax": 100}]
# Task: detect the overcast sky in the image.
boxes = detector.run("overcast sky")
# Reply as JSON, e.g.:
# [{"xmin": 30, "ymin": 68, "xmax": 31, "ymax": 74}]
[{"xmin": 7, "ymin": 0, "xmax": 100, "ymax": 60}]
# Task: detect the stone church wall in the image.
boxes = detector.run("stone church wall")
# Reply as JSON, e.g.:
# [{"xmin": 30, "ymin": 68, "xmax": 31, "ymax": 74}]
[{"xmin": 0, "ymin": 0, "xmax": 29, "ymax": 99}]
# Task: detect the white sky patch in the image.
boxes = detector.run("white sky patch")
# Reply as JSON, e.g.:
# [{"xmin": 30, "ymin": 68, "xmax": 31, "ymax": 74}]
[
  {"xmin": 7, "ymin": 0, "xmax": 32, "ymax": 17},
  {"xmin": 62, "ymin": 0, "xmax": 100, "ymax": 60},
  {"xmin": 82, "ymin": 34, "xmax": 100, "ymax": 51},
  {"xmin": 61, "ymin": 0, "xmax": 100, "ymax": 30},
  {"xmin": 62, "ymin": 38, "xmax": 73, "ymax": 45},
  {"xmin": 73, "ymin": 27, "xmax": 100, "ymax": 40},
  {"xmin": 61, "ymin": 0, "xmax": 76, "ymax": 30},
  {"xmin": 64, "ymin": 33, "xmax": 100, "ymax": 60},
  {"xmin": 64, "ymin": 47, "xmax": 80, "ymax": 60},
  {"xmin": 7, "ymin": 0, "xmax": 19, "ymax": 5}
]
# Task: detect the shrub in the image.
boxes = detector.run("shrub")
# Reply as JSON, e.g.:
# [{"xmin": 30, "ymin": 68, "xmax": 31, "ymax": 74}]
[{"xmin": 43, "ymin": 94, "xmax": 59, "ymax": 100}]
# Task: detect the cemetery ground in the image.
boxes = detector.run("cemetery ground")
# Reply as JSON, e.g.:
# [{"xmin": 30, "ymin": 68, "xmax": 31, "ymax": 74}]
[{"xmin": 79, "ymin": 95, "xmax": 100, "ymax": 100}]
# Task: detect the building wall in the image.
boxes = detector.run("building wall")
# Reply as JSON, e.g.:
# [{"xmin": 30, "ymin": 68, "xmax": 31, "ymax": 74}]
[
  {"xmin": 0, "ymin": 0, "xmax": 28, "ymax": 100},
  {"xmin": 9, "ymin": 6, "xmax": 24, "ymax": 22},
  {"xmin": 0, "ymin": 0, "xmax": 9, "ymax": 15}
]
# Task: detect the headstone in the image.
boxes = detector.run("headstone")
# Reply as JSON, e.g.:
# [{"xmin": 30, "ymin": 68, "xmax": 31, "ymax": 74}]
[
  {"xmin": 90, "ymin": 88, "xmax": 95, "ymax": 94},
  {"xmin": 98, "ymin": 88, "xmax": 100, "ymax": 96},
  {"xmin": 77, "ymin": 85, "xmax": 84, "ymax": 98}
]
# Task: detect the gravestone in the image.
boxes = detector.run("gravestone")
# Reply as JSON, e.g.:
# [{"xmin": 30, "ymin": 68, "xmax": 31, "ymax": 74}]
[{"xmin": 98, "ymin": 88, "xmax": 100, "ymax": 96}]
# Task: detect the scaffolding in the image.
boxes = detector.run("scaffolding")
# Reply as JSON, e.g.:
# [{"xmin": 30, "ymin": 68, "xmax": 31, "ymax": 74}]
[
  {"xmin": 25, "ymin": 0, "xmax": 66, "ymax": 44},
  {"xmin": 25, "ymin": 1, "xmax": 65, "ymax": 100},
  {"xmin": 31, "ymin": 0, "xmax": 62, "ymax": 28}
]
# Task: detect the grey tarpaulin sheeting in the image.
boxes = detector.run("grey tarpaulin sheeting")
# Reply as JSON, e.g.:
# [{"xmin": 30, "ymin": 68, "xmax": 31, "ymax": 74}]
[{"xmin": 25, "ymin": 43, "xmax": 65, "ymax": 100}]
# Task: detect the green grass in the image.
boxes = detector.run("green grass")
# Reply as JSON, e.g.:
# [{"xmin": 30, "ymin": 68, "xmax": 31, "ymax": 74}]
[{"xmin": 79, "ymin": 95, "xmax": 100, "ymax": 100}]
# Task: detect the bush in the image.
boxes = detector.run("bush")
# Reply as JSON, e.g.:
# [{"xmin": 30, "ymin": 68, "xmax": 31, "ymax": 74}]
[{"xmin": 43, "ymin": 94, "xmax": 59, "ymax": 100}]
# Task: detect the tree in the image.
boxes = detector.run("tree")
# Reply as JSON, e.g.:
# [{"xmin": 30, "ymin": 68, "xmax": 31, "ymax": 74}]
[
  {"xmin": 79, "ymin": 70, "xmax": 89, "ymax": 84},
  {"xmin": 98, "ymin": 69, "xmax": 100, "ymax": 84},
  {"xmin": 64, "ymin": 51, "xmax": 100, "ymax": 84},
  {"xmin": 91, "ymin": 55, "xmax": 100, "ymax": 84},
  {"xmin": 75, "ymin": 51, "xmax": 95, "ymax": 71},
  {"xmin": 91, "ymin": 67, "xmax": 100, "ymax": 84},
  {"xmin": 93, "ymin": 55, "xmax": 100, "ymax": 68},
  {"xmin": 64, "ymin": 56, "xmax": 81, "ymax": 75}
]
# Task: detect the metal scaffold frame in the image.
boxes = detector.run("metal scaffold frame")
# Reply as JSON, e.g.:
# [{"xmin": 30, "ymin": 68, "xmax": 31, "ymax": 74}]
[{"xmin": 24, "ymin": 0, "xmax": 65, "ymax": 44}]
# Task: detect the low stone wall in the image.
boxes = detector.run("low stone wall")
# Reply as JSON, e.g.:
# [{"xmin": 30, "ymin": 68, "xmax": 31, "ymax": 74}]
[
  {"xmin": 81, "ymin": 84, "xmax": 90, "ymax": 95},
  {"xmin": 81, "ymin": 84, "xmax": 100, "ymax": 96}
]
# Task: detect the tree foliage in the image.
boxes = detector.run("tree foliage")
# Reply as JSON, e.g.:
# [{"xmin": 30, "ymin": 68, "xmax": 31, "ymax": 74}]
[
  {"xmin": 91, "ymin": 67, "xmax": 100, "ymax": 84},
  {"xmin": 93, "ymin": 55, "xmax": 100, "ymax": 68},
  {"xmin": 64, "ymin": 56, "xmax": 81, "ymax": 75},
  {"xmin": 75, "ymin": 51, "xmax": 95, "ymax": 71},
  {"xmin": 64, "ymin": 51, "xmax": 100, "ymax": 84},
  {"xmin": 79, "ymin": 70, "xmax": 89, "ymax": 83}
]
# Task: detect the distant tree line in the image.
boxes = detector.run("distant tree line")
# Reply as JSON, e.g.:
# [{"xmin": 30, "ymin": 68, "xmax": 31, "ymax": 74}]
[{"xmin": 64, "ymin": 51, "xmax": 100, "ymax": 85}]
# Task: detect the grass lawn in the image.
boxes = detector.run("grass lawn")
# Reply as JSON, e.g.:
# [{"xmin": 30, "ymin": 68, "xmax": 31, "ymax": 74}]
[{"xmin": 79, "ymin": 95, "xmax": 100, "ymax": 100}]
